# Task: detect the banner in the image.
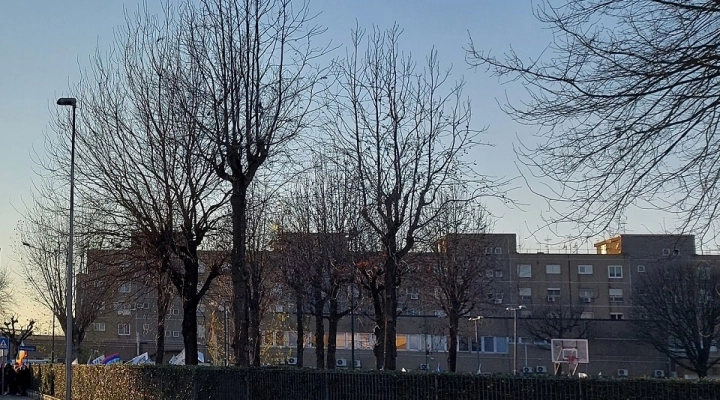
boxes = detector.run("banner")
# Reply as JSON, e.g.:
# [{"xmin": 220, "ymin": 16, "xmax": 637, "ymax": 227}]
[
  {"xmin": 127, "ymin": 352, "xmax": 151, "ymax": 365},
  {"xmin": 102, "ymin": 353, "xmax": 121, "ymax": 365}
]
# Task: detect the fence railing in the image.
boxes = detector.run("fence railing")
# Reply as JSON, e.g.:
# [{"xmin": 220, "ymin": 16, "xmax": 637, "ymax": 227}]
[{"xmin": 32, "ymin": 364, "xmax": 720, "ymax": 400}]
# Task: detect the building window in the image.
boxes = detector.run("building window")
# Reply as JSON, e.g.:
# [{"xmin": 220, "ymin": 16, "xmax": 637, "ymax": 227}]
[
  {"xmin": 119, "ymin": 282, "xmax": 132, "ymax": 293},
  {"xmin": 495, "ymin": 269, "xmax": 503, "ymax": 278},
  {"xmin": 198, "ymin": 262, "xmax": 206, "ymax": 274},
  {"xmin": 609, "ymin": 288, "xmax": 624, "ymax": 302},
  {"xmin": 172, "ymin": 308, "xmax": 180, "ymax": 315},
  {"xmin": 663, "ymin": 248, "xmax": 671, "ymax": 255},
  {"xmin": 608, "ymin": 265, "xmax": 623, "ymax": 278},
  {"xmin": 517, "ymin": 264, "xmax": 532, "ymax": 278},
  {"xmin": 519, "ymin": 287, "xmax": 532, "ymax": 300},
  {"xmin": 118, "ymin": 323, "xmax": 130, "ymax": 336},
  {"xmin": 494, "ymin": 293, "xmax": 504, "ymax": 304},
  {"xmin": 485, "ymin": 247, "xmax": 493, "ymax": 255},
  {"xmin": 637, "ymin": 265, "xmax": 645, "ymax": 273},
  {"xmin": 172, "ymin": 331, "xmax": 180, "ymax": 337},
  {"xmin": 407, "ymin": 334, "xmax": 424, "ymax": 351},
  {"xmin": 578, "ymin": 265, "xmax": 593, "ymax": 275},
  {"xmin": 486, "ymin": 269, "xmax": 494, "ymax": 277},
  {"xmin": 494, "ymin": 247, "xmax": 502, "ymax": 254},
  {"xmin": 610, "ymin": 313, "xmax": 624, "ymax": 320},
  {"xmin": 579, "ymin": 288, "xmax": 594, "ymax": 299},
  {"xmin": 482, "ymin": 336, "xmax": 509, "ymax": 353},
  {"xmin": 93, "ymin": 322, "xmax": 106, "ymax": 332},
  {"xmin": 520, "ymin": 310, "xmax": 532, "ymax": 318},
  {"xmin": 546, "ymin": 288, "xmax": 560, "ymax": 302},
  {"xmin": 546, "ymin": 264, "xmax": 561, "ymax": 274},
  {"xmin": 580, "ymin": 312, "xmax": 594, "ymax": 319},
  {"xmin": 165, "ymin": 330, "xmax": 171, "ymax": 337}
]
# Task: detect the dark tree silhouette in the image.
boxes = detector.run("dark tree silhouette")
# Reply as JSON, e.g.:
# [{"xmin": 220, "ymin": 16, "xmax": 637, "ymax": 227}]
[
  {"xmin": 633, "ymin": 260, "xmax": 720, "ymax": 378},
  {"xmin": 468, "ymin": 0, "xmax": 720, "ymax": 239}
]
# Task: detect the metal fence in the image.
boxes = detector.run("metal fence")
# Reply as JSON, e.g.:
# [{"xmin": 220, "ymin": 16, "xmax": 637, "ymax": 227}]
[{"xmin": 32, "ymin": 365, "xmax": 720, "ymax": 400}]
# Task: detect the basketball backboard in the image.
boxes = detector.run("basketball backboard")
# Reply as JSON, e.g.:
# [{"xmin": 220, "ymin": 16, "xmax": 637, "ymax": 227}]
[{"xmin": 551, "ymin": 339, "xmax": 589, "ymax": 364}]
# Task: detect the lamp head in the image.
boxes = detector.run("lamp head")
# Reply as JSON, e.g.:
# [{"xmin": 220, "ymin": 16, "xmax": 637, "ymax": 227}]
[{"xmin": 56, "ymin": 98, "xmax": 77, "ymax": 107}]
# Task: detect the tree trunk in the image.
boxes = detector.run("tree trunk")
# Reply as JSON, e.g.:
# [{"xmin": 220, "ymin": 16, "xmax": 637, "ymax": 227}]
[
  {"xmin": 248, "ymin": 284, "xmax": 262, "ymax": 366},
  {"xmin": 448, "ymin": 313, "xmax": 459, "ymax": 372},
  {"xmin": 326, "ymin": 299, "xmax": 339, "ymax": 369},
  {"xmin": 231, "ymin": 184, "xmax": 250, "ymax": 366},
  {"xmin": 295, "ymin": 299, "xmax": 304, "ymax": 368},
  {"xmin": 314, "ymin": 305, "xmax": 325, "ymax": 369},
  {"xmin": 373, "ymin": 324, "xmax": 384, "ymax": 370},
  {"xmin": 370, "ymin": 283, "xmax": 385, "ymax": 369},
  {"xmin": 383, "ymin": 257, "xmax": 398, "ymax": 370},
  {"xmin": 181, "ymin": 297, "xmax": 199, "ymax": 365}
]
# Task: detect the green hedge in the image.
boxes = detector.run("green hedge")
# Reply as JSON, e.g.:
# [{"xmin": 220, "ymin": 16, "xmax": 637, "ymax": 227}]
[{"xmin": 31, "ymin": 365, "xmax": 720, "ymax": 400}]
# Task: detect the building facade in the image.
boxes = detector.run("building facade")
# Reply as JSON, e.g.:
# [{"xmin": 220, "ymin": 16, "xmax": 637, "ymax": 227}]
[{"xmin": 78, "ymin": 233, "xmax": 719, "ymax": 377}]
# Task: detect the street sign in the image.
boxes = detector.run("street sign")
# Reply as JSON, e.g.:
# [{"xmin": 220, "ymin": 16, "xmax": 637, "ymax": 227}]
[
  {"xmin": 18, "ymin": 345, "xmax": 36, "ymax": 352},
  {"xmin": 0, "ymin": 338, "xmax": 8, "ymax": 350}
]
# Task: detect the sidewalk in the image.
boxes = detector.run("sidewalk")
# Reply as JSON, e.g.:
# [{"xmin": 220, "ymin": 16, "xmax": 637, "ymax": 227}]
[{"xmin": 0, "ymin": 395, "xmax": 30, "ymax": 399}]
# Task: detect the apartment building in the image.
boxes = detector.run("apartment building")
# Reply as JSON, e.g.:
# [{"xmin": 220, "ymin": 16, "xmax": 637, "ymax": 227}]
[{"xmin": 79, "ymin": 233, "xmax": 718, "ymax": 377}]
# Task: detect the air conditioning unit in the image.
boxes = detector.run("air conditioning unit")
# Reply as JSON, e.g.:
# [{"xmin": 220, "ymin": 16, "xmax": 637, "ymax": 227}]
[
  {"xmin": 547, "ymin": 296, "xmax": 556, "ymax": 302},
  {"xmin": 536, "ymin": 366, "xmax": 547, "ymax": 373},
  {"xmin": 419, "ymin": 364, "xmax": 429, "ymax": 371},
  {"xmin": 522, "ymin": 366, "xmax": 534, "ymax": 373},
  {"xmin": 654, "ymin": 370, "xmax": 665, "ymax": 378},
  {"xmin": 336, "ymin": 358, "xmax": 348, "ymax": 367},
  {"xmin": 617, "ymin": 369, "xmax": 629, "ymax": 377},
  {"xmin": 582, "ymin": 297, "xmax": 592, "ymax": 303},
  {"xmin": 354, "ymin": 359, "xmax": 361, "ymax": 368},
  {"xmin": 287, "ymin": 357, "xmax": 297, "ymax": 365}
]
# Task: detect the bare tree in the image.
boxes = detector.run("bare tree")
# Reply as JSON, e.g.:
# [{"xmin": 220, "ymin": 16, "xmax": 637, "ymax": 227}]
[
  {"xmin": 521, "ymin": 304, "xmax": 592, "ymax": 343},
  {"xmin": 0, "ymin": 317, "xmax": 35, "ymax": 360},
  {"xmin": 329, "ymin": 25, "xmax": 496, "ymax": 370},
  {"xmin": 633, "ymin": 259, "xmax": 720, "ymax": 378},
  {"xmin": 468, "ymin": 0, "xmax": 720, "ymax": 239},
  {"xmin": 277, "ymin": 157, "xmax": 358, "ymax": 369},
  {"xmin": 176, "ymin": 0, "xmax": 328, "ymax": 366},
  {"xmin": 16, "ymin": 181, "xmax": 115, "ymax": 360},
  {"xmin": 421, "ymin": 191, "xmax": 494, "ymax": 372},
  {"xmin": 46, "ymin": 5, "xmax": 232, "ymax": 364}
]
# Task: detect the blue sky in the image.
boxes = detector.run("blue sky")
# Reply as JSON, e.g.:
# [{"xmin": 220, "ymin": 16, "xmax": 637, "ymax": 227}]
[{"xmin": 0, "ymin": 1, "xmax": 669, "ymax": 320}]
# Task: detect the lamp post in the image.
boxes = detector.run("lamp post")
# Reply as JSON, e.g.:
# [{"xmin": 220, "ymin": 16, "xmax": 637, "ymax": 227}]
[
  {"xmin": 347, "ymin": 228, "xmax": 358, "ymax": 370},
  {"xmin": 57, "ymin": 97, "xmax": 77, "ymax": 400},
  {"xmin": 469, "ymin": 316, "xmax": 483, "ymax": 373},
  {"xmin": 506, "ymin": 305, "xmax": 525, "ymax": 375}
]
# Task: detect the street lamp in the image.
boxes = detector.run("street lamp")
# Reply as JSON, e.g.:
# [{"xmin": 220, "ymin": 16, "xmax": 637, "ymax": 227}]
[
  {"xmin": 506, "ymin": 305, "xmax": 525, "ymax": 375},
  {"xmin": 57, "ymin": 96, "xmax": 77, "ymax": 400},
  {"xmin": 469, "ymin": 316, "xmax": 483, "ymax": 374}
]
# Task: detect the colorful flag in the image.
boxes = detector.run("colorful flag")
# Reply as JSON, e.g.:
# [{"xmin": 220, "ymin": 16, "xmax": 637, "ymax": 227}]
[{"xmin": 102, "ymin": 353, "xmax": 121, "ymax": 365}]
